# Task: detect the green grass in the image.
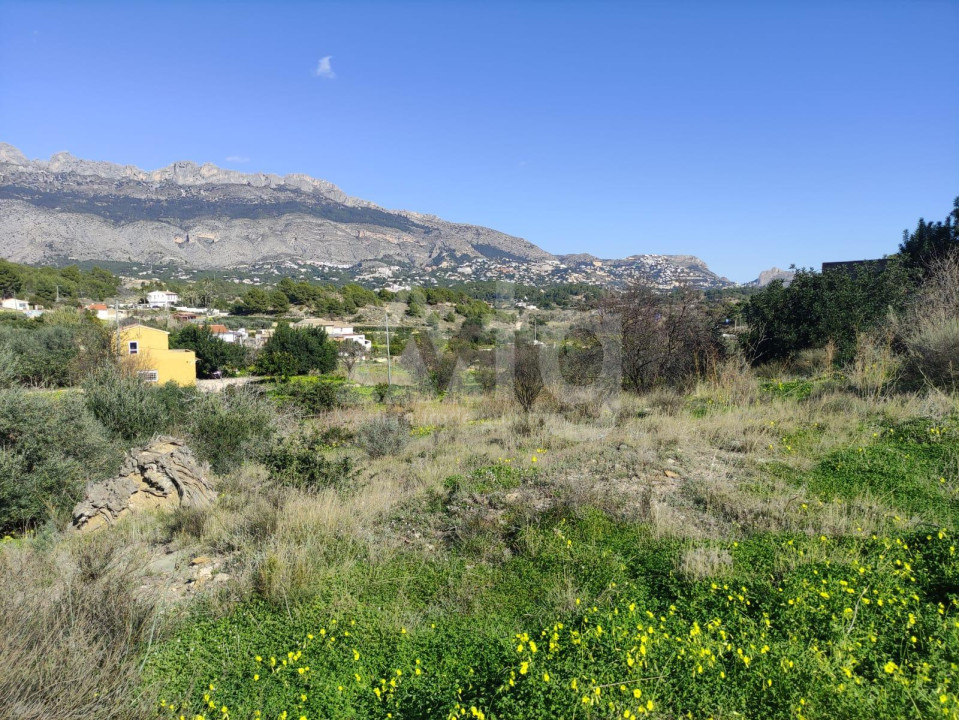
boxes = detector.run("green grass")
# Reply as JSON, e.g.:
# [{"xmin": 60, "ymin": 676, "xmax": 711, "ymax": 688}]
[
  {"xmin": 804, "ymin": 417, "xmax": 959, "ymax": 525},
  {"xmin": 139, "ymin": 409, "xmax": 959, "ymax": 720},
  {"xmin": 444, "ymin": 463, "xmax": 537, "ymax": 495},
  {"xmin": 760, "ymin": 379, "xmax": 815, "ymax": 401},
  {"xmin": 147, "ymin": 506, "xmax": 959, "ymax": 720}
]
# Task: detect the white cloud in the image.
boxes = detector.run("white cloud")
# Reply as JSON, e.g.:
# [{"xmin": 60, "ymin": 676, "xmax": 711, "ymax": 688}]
[
  {"xmin": 225, "ymin": 155, "xmax": 250, "ymax": 163},
  {"xmin": 313, "ymin": 56, "xmax": 336, "ymax": 79}
]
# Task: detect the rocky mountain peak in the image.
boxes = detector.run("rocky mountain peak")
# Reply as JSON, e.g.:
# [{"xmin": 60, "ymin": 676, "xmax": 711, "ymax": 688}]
[
  {"xmin": 0, "ymin": 142, "xmax": 28, "ymax": 166},
  {"xmin": 751, "ymin": 267, "xmax": 796, "ymax": 287},
  {"xmin": 0, "ymin": 142, "xmax": 733, "ymax": 289}
]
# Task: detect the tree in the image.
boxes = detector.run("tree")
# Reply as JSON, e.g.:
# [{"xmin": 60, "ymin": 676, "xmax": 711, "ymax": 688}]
[
  {"xmin": 341, "ymin": 283, "xmax": 378, "ymax": 310},
  {"xmin": 170, "ymin": 325, "xmax": 246, "ymax": 378},
  {"xmin": 277, "ymin": 277, "xmax": 299, "ymax": 303},
  {"xmin": 741, "ymin": 261, "xmax": 912, "ymax": 365},
  {"xmin": 401, "ymin": 332, "xmax": 459, "ymax": 395},
  {"xmin": 338, "ymin": 339, "xmax": 365, "ymax": 378},
  {"xmin": 899, "ymin": 197, "xmax": 959, "ymax": 273},
  {"xmin": 604, "ymin": 284, "xmax": 720, "ymax": 391},
  {"xmin": 0, "ymin": 260, "xmax": 23, "ymax": 298},
  {"xmin": 0, "ymin": 317, "xmax": 111, "ymax": 388},
  {"xmin": 406, "ymin": 297, "xmax": 423, "ymax": 317},
  {"xmin": 234, "ymin": 287, "xmax": 272, "ymax": 315},
  {"xmin": 269, "ymin": 289, "xmax": 291, "ymax": 315},
  {"xmin": 513, "ymin": 337, "xmax": 544, "ymax": 413},
  {"xmin": 255, "ymin": 324, "xmax": 337, "ymax": 377},
  {"xmin": 558, "ymin": 327, "xmax": 604, "ymax": 387}
]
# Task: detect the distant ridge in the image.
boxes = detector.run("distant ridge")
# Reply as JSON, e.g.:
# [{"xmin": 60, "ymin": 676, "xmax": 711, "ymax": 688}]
[
  {"xmin": 0, "ymin": 143, "xmax": 734, "ymax": 289},
  {"xmin": 748, "ymin": 267, "xmax": 795, "ymax": 287}
]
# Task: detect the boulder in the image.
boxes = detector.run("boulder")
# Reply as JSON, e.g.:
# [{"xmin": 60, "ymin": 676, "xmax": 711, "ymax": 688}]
[{"xmin": 70, "ymin": 437, "xmax": 215, "ymax": 533}]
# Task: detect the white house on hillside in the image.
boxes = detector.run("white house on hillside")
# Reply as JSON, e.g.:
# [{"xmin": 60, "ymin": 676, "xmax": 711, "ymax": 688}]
[
  {"xmin": 293, "ymin": 319, "xmax": 373, "ymax": 351},
  {"xmin": 146, "ymin": 290, "xmax": 180, "ymax": 307},
  {"xmin": 1, "ymin": 298, "xmax": 30, "ymax": 312}
]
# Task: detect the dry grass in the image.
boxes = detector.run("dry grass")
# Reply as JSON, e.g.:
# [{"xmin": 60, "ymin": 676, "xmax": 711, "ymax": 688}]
[
  {"xmin": 0, "ymin": 531, "xmax": 161, "ymax": 720},
  {"xmin": 2, "ymin": 367, "xmax": 956, "ymax": 716}
]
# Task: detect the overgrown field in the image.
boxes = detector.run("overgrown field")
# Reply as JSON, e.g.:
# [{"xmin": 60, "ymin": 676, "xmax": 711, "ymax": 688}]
[{"xmin": 2, "ymin": 371, "xmax": 958, "ymax": 719}]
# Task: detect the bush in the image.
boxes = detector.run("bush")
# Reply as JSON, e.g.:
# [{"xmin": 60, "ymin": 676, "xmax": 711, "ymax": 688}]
[
  {"xmin": 902, "ymin": 318, "xmax": 959, "ymax": 391},
  {"xmin": 185, "ymin": 386, "xmax": 280, "ymax": 474},
  {"xmin": 169, "ymin": 324, "xmax": 247, "ymax": 378},
  {"xmin": 606, "ymin": 285, "xmax": 722, "ymax": 391},
  {"xmin": 85, "ymin": 369, "xmax": 280, "ymax": 474},
  {"xmin": 372, "ymin": 382, "xmax": 392, "ymax": 403},
  {"xmin": 898, "ymin": 256, "xmax": 959, "ymax": 391},
  {"xmin": 256, "ymin": 324, "xmax": 338, "ymax": 377},
  {"xmin": 83, "ymin": 367, "xmax": 194, "ymax": 443},
  {"xmin": 0, "ymin": 389, "xmax": 121, "ymax": 532},
  {"xmin": 403, "ymin": 334, "xmax": 459, "ymax": 395},
  {"xmin": 357, "ymin": 413, "xmax": 411, "ymax": 458},
  {"xmin": 513, "ymin": 338, "xmax": 544, "ymax": 412},
  {"xmin": 263, "ymin": 431, "xmax": 355, "ymax": 490},
  {"xmin": 849, "ymin": 329, "xmax": 900, "ymax": 398},
  {"xmin": 0, "ymin": 318, "xmax": 111, "ymax": 388},
  {"xmin": 273, "ymin": 377, "xmax": 354, "ymax": 415},
  {"xmin": 741, "ymin": 262, "xmax": 912, "ymax": 365}
]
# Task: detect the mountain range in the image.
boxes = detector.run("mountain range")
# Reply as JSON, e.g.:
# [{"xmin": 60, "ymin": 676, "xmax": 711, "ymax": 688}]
[{"xmin": 0, "ymin": 143, "xmax": 735, "ymax": 289}]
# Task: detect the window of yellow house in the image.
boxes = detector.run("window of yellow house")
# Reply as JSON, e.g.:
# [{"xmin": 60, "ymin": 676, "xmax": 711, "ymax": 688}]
[
  {"xmin": 137, "ymin": 370, "xmax": 158, "ymax": 383},
  {"xmin": 128, "ymin": 341, "xmax": 139, "ymax": 355}
]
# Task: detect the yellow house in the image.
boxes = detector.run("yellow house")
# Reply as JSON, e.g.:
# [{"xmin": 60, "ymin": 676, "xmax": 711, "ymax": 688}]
[{"xmin": 116, "ymin": 324, "xmax": 197, "ymax": 386}]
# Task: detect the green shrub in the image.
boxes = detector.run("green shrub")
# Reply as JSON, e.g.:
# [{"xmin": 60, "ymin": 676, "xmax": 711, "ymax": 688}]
[
  {"xmin": 84, "ymin": 369, "xmax": 279, "ymax": 474},
  {"xmin": 0, "ymin": 319, "xmax": 111, "ymax": 388},
  {"xmin": 256, "ymin": 324, "xmax": 338, "ymax": 377},
  {"xmin": 357, "ymin": 413, "xmax": 411, "ymax": 458},
  {"xmin": 372, "ymin": 382, "xmax": 392, "ymax": 403},
  {"xmin": 185, "ymin": 387, "xmax": 279, "ymax": 474},
  {"xmin": 0, "ymin": 389, "xmax": 121, "ymax": 532},
  {"xmin": 169, "ymin": 324, "xmax": 248, "ymax": 378},
  {"xmin": 264, "ymin": 432, "xmax": 355, "ymax": 490},
  {"xmin": 83, "ymin": 367, "xmax": 194, "ymax": 443},
  {"xmin": 273, "ymin": 376, "xmax": 354, "ymax": 415}
]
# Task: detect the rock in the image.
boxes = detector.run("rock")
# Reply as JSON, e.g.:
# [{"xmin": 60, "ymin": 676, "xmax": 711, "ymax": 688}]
[
  {"xmin": 191, "ymin": 556, "xmax": 211, "ymax": 566},
  {"xmin": 720, "ymin": 439, "xmax": 747, "ymax": 453},
  {"xmin": 70, "ymin": 437, "xmax": 215, "ymax": 533},
  {"xmin": 145, "ymin": 549, "xmax": 189, "ymax": 575},
  {"xmin": 663, "ymin": 469, "xmax": 680, "ymax": 479}
]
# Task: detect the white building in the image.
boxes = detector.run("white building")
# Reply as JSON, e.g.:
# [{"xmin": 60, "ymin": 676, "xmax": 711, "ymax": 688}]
[
  {"xmin": 1, "ymin": 298, "xmax": 30, "ymax": 312},
  {"xmin": 85, "ymin": 303, "xmax": 128, "ymax": 322},
  {"xmin": 293, "ymin": 319, "xmax": 372, "ymax": 351},
  {"xmin": 146, "ymin": 291, "xmax": 180, "ymax": 307},
  {"xmin": 204, "ymin": 324, "xmax": 248, "ymax": 344}
]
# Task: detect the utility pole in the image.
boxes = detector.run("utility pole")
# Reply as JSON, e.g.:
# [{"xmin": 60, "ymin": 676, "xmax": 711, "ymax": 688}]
[
  {"xmin": 114, "ymin": 297, "xmax": 120, "ymax": 355},
  {"xmin": 385, "ymin": 307, "xmax": 392, "ymax": 386}
]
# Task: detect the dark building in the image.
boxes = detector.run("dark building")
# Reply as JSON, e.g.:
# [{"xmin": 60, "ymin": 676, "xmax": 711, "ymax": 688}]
[{"xmin": 821, "ymin": 259, "xmax": 889, "ymax": 274}]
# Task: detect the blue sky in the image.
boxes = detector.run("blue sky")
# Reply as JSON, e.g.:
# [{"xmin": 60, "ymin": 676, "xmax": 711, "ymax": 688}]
[{"xmin": 1, "ymin": 1, "xmax": 956, "ymax": 282}]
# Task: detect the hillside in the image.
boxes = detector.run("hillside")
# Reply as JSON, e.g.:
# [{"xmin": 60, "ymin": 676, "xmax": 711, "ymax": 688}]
[{"xmin": 0, "ymin": 144, "xmax": 733, "ymax": 289}]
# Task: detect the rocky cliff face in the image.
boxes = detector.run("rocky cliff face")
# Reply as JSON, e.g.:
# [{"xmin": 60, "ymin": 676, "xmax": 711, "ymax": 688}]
[
  {"xmin": 0, "ymin": 143, "xmax": 733, "ymax": 288},
  {"xmin": 0, "ymin": 143, "xmax": 551, "ymax": 270},
  {"xmin": 749, "ymin": 267, "xmax": 796, "ymax": 287}
]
